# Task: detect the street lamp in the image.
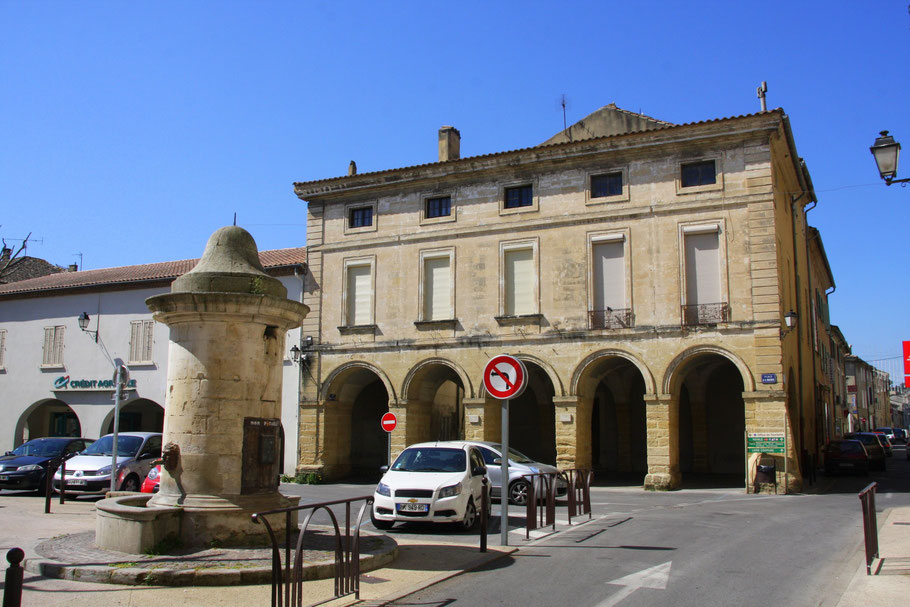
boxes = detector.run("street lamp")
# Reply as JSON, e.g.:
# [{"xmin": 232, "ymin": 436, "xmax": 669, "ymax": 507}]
[
  {"xmin": 781, "ymin": 310, "xmax": 798, "ymax": 338},
  {"xmin": 77, "ymin": 311, "xmax": 98, "ymax": 342},
  {"xmin": 870, "ymin": 130, "xmax": 909, "ymax": 186}
]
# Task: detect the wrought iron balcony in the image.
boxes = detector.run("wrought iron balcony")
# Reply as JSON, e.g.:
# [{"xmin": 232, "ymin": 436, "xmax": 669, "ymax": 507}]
[
  {"xmin": 589, "ymin": 308, "xmax": 633, "ymax": 330},
  {"xmin": 681, "ymin": 302, "xmax": 729, "ymax": 326}
]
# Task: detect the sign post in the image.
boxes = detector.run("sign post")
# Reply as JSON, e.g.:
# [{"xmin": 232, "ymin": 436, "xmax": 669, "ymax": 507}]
[
  {"xmin": 380, "ymin": 412, "xmax": 397, "ymax": 469},
  {"xmin": 483, "ymin": 355, "xmax": 528, "ymax": 546},
  {"xmin": 109, "ymin": 363, "xmax": 130, "ymax": 492}
]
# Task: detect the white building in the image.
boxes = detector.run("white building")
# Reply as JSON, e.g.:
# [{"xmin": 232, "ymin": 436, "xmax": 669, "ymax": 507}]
[{"xmin": 0, "ymin": 247, "xmax": 307, "ymax": 474}]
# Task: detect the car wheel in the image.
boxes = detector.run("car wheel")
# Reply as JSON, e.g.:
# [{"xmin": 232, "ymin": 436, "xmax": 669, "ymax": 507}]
[
  {"xmin": 370, "ymin": 509, "xmax": 394, "ymax": 531},
  {"xmin": 458, "ymin": 498, "xmax": 477, "ymax": 531},
  {"xmin": 35, "ymin": 476, "xmax": 48, "ymax": 496},
  {"xmin": 508, "ymin": 480, "xmax": 530, "ymax": 506},
  {"xmin": 119, "ymin": 475, "xmax": 140, "ymax": 492}
]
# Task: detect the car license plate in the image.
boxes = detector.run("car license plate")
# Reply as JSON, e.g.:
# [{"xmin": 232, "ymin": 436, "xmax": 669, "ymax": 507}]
[
  {"xmin": 397, "ymin": 502, "xmax": 428, "ymax": 512},
  {"xmin": 0, "ymin": 475, "xmax": 8, "ymax": 481},
  {"xmin": 68, "ymin": 479, "xmax": 86, "ymax": 485}
]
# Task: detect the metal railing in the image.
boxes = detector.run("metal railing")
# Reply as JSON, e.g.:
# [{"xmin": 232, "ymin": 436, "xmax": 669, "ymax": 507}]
[
  {"xmin": 252, "ymin": 495, "xmax": 373, "ymax": 607},
  {"xmin": 523, "ymin": 472, "xmax": 558, "ymax": 539},
  {"xmin": 681, "ymin": 302, "xmax": 729, "ymax": 326},
  {"xmin": 563, "ymin": 468, "xmax": 593, "ymax": 524},
  {"xmin": 858, "ymin": 482, "xmax": 879, "ymax": 575},
  {"xmin": 3, "ymin": 548, "xmax": 24, "ymax": 607},
  {"xmin": 589, "ymin": 308, "xmax": 633, "ymax": 329}
]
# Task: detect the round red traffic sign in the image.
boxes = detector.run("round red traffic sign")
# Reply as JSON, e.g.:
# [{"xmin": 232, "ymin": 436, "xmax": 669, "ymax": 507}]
[
  {"xmin": 483, "ymin": 355, "xmax": 528, "ymax": 400},
  {"xmin": 380, "ymin": 412, "xmax": 397, "ymax": 433}
]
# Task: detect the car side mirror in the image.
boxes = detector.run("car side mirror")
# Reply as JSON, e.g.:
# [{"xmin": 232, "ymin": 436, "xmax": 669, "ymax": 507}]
[
  {"xmin": 64, "ymin": 452, "xmax": 77, "ymax": 460},
  {"xmin": 472, "ymin": 465, "xmax": 487, "ymax": 477},
  {"xmin": 379, "ymin": 465, "xmax": 389, "ymax": 474},
  {"xmin": 4, "ymin": 451, "xmax": 12, "ymax": 456},
  {"xmin": 492, "ymin": 458, "xmax": 502, "ymax": 466}
]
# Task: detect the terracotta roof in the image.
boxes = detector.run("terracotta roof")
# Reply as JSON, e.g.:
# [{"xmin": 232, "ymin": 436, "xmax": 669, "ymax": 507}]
[
  {"xmin": 0, "ymin": 247, "xmax": 306, "ymax": 297},
  {"xmin": 295, "ymin": 108, "xmax": 784, "ymax": 193}
]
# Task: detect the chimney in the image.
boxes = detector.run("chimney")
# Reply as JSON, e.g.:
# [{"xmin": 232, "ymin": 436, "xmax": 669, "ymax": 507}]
[
  {"xmin": 68, "ymin": 263, "xmax": 78, "ymax": 272},
  {"xmin": 438, "ymin": 126, "xmax": 460, "ymax": 162}
]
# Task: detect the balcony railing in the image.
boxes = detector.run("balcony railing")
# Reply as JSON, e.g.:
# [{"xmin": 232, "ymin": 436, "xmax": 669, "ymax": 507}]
[
  {"xmin": 589, "ymin": 308, "xmax": 633, "ymax": 329},
  {"xmin": 681, "ymin": 302, "xmax": 729, "ymax": 326}
]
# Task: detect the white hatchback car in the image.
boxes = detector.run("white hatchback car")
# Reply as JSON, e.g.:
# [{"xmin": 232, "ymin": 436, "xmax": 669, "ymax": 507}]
[
  {"xmin": 52, "ymin": 432, "xmax": 162, "ymax": 495},
  {"xmin": 371, "ymin": 442, "xmax": 488, "ymax": 531}
]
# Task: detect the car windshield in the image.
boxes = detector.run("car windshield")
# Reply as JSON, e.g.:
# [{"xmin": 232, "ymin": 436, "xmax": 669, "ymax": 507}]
[
  {"xmin": 391, "ymin": 447, "xmax": 466, "ymax": 472},
  {"xmin": 10, "ymin": 438, "xmax": 71, "ymax": 457},
  {"xmin": 490, "ymin": 444, "xmax": 536, "ymax": 464},
  {"xmin": 82, "ymin": 435, "xmax": 144, "ymax": 457},
  {"xmin": 846, "ymin": 434, "xmax": 877, "ymax": 447}
]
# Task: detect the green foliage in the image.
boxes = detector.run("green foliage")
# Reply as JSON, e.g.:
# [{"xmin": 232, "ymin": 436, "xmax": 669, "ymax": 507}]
[
  {"xmin": 249, "ymin": 276, "xmax": 266, "ymax": 294},
  {"xmin": 280, "ymin": 471, "xmax": 323, "ymax": 485}
]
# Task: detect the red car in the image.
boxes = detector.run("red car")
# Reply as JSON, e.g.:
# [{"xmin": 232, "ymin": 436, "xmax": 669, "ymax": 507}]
[{"xmin": 140, "ymin": 464, "xmax": 161, "ymax": 493}]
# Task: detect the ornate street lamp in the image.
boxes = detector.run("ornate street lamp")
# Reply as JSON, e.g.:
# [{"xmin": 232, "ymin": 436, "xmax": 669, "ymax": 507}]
[
  {"xmin": 78, "ymin": 311, "xmax": 98, "ymax": 342},
  {"xmin": 870, "ymin": 131, "xmax": 909, "ymax": 186}
]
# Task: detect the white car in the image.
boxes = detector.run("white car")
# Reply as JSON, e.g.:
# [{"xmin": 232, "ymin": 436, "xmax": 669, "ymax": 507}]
[
  {"xmin": 463, "ymin": 441, "xmax": 567, "ymax": 505},
  {"xmin": 52, "ymin": 432, "xmax": 162, "ymax": 495},
  {"xmin": 371, "ymin": 442, "xmax": 488, "ymax": 531}
]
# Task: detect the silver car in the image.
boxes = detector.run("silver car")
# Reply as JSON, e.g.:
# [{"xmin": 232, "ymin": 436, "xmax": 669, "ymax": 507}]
[
  {"xmin": 461, "ymin": 441, "xmax": 567, "ymax": 505},
  {"xmin": 52, "ymin": 432, "xmax": 162, "ymax": 495}
]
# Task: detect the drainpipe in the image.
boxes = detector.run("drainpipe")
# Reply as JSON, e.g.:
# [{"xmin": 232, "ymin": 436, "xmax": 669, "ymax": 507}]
[{"xmin": 790, "ymin": 192, "xmax": 808, "ymax": 479}]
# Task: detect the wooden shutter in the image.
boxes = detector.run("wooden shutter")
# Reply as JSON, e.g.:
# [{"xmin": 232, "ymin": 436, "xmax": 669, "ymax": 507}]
[
  {"xmin": 129, "ymin": 321, "xmax": 142, "ymax": 362},
  {"xmin": 424, "ymin": 256, "xmax": 452, "ymax": 321},
  {"xmin": 593, "ymin": 241, "xmax": 625, "ymax": 310},
  {"xmin": 53, "ymin": 326, "xmax": 64, "ymax": 365},
  {"xmin": 504, "ymin": 248, "xmax": 534, "ymax": 316},
  {"xmin": 347, "ymin": 264, "xmax": 372, "ymax": 326},
  {"xmin": 0, "ymin": 330, "xmax": 5, "ymax": 367},
  {"xmin": 685, "ymin": 232, "xmax": 720, "ymax": 305},
  {"xmin": 142, "ymin": 320, "xmax": 154, "ymax": 361}
]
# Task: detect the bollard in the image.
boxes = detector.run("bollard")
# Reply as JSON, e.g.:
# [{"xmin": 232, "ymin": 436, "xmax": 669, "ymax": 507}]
[
  {"xmin": 59, "ymin": 459, "xmax": 66, "ymax": 505},
  {"xmin": 480, "ymin": 477, "xmax": 488, "ymax": 552},
  {"xmin": 3, "ymin": 547, "xmax": 24, "ymax": 607}
]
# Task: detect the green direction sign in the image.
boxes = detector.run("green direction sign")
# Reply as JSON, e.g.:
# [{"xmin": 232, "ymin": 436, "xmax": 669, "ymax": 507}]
[{"xmin": 747, "ymin": 432, "xmax": 785, "ymax": 454}]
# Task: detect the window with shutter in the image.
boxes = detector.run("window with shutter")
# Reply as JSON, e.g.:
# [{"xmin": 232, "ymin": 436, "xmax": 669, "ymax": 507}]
[
  {"xmin": 423, "ymin": 255, "xmax": 452, "ymax": 321},
  {"xmin": 684, "ymin": 232, "xmax": 721, "ymax": 305},
  {"xmin": 42, "ymin": 326, "xmax": 64, "ymax": 366},
  {"xmin": 0, "ymin": 329, "xmax": 6, "ymax": 368},
  {"xmin": 593, "ymin": 241, "xmax": 625, "ymax": 311},
  {"xmin": 346, "ymin": 264, "xmax": 373, "ymax": 326},
  {"xmin": 504, "ymin": 247, "xmax": 535, "ymax": 316},
  {"xmin": 129, "ymin": 320, "xmax": 155, "ymax": 363}
]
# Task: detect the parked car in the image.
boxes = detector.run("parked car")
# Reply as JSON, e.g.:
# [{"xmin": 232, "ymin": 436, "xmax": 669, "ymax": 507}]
[
  {"xmin": 0, "ymin": 437, "xmax": 92, "ymax": 494},
  {"xmin": 895, "ymin": 428, "xmax": 908, "ymax": 443},
  {"xmin": 871, "ymin": 432, "xmax": 893, "ymax": 456},
  {"xmin": 823, "ymin": 439, "xmax": 870, "ymax": 476},
  {"xmin": 461, "ymin": 441, "xmax": 567, "ymax": 505},
  {"xmin": 371, "ymin": 441, "xmax": 488, "ymax": 531},
  {"xmin": 873, "ymin": 428, "xmax": 897, "ymax": 443},
  {"xmin": 52, "ymin": 432, "xmax": 162, "ymax": 495},
  {"xmin": 140, "ymin": 464, "xmax": 162, "ymax": 493},
  {"xmin": 843, "ymin": 433, "xmax": 887, "ymax": 471}
]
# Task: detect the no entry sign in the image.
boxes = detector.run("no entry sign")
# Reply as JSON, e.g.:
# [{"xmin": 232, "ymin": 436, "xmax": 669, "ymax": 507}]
[
  {"xmin": 380, "ymin": 412, "xmax": 397, "ymax": 433},
  {"xmin": 483, "ymin": 354, "xmax": 528, "ymax": 400}
]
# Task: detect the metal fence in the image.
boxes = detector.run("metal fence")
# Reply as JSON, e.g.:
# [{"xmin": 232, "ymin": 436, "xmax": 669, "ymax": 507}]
[
  {"xmin": 563, "ymin": 468, "xmax": 593, "ymax": 524},
  {"xmin": 858, "ymin": 482, "xmax": 879, "ymax": 575},
  {"xmin": 681, "ymin": 302, "xmax": 729, "ymax": 326},
  {"xmin": 252, "ymin": 495, "xmax": 373, "ymax": 607},
  {"xmin": 524, "ymin": 472, "xmax": 559, "ymax": 539},
  {"xmin": 589, "ymin": 308, "xmax": 633, "ymax": 329}
]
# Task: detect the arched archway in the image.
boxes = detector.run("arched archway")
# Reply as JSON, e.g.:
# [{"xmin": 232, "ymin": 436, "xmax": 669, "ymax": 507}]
[
  {"xmin": 668, "ymin": 350, "xmax": 748, "ymax": 487},
  {"xmin": 403, "ymin": 359, "xmax": 469, "ymax": 443},
  {"xmin": 322, "ymin": 362, "xmax": 392, "ymax": 479},
  {"xmin": 103, "ymin": 398, "xmax": 164, "ymax": 435},
  {"xmin": 574, "ymin": 352, "xmax": 651, "ymax": 483},
  {"xmin": 15, "ymin": 399, "xmax": 82, "ymax": 446}
]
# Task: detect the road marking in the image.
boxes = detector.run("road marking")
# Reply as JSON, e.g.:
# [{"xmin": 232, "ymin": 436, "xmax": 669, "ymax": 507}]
[{"xmin": 596, "ymin": 561, "xmax": 671, "ymax": 607}]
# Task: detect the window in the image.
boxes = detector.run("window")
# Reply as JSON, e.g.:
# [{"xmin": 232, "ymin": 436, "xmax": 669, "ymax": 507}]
[
  {"xmin": 42, "ymin": 326, "xmax": 65, "ymax": 367},
  {"xmin": 504, "ymin": 185, "xmax": 533, "ymax": 209},
  {"xmin": 425, "ymin": 196, "xmax": 451, "ymax": 219},
  {"xmin": 349, "ymin": 206, "xmax": 373, "ymax": 228},
  {"xmin": 0, "ymin": 329, "xmax": 5, "ymax": 368},
  {"xmin": 503, "ymin": 246, "xmax": 535, "ymax": 316},
  {"xmin": 344, "ymin": 262, "xmax": 374, "ymax": 326},
  {"xmin": 682, "ymin": 225, "xmax": 727, "ymax": 325},
  {"xmin": 591, "ymin": 172, "xmax": 623, "ymax": 198},
  {"xmin": 590, "ymin": 236, "xmax": 631, "ymax": 328},
  {"xmin": 681, "ymin": 160, "xmax": 716, "ymax": 187},
  {"xmin": 129, "ymin": 320, "xmax": 155, "ymax": 364},
  {"xmin": 421, "ymin": 252, "xmax": 453, "ymax": 321}
]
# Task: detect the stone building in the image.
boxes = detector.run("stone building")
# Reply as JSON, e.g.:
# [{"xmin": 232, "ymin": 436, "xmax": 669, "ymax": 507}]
[
  {"xmin": 806, "ymin": 227, "xmax": 836, "ymax": 449},
  {"xmin": 293, "ymin": 104, "xmax": 830, "ymax": 492},
  {"xmin": 829, "ymin": 325, "xmax": 850, "ymax": 436},
  {"xmin": 846, "ymin": 355, "xmax": 876, "ymax": 431},
  {"xmin": 0, "ymin": 246, "xmax": 307, "ymax": 474}
]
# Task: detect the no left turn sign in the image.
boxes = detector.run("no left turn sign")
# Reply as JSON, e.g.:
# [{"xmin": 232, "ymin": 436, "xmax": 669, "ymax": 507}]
[{"xmin": 483, "ymin": 355, "xmax": 528, "ymax": 400}]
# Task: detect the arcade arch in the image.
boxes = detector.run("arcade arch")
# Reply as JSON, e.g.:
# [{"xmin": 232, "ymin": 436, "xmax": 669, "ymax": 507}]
[
  {"xmin": 102, "ymin": 398, "xmax": 165, "ymax": 435},
  {"xmin": 403, "ymin": 359, "xmax": 469, "ymax": 444},
  {"xmin": 15, "ymin": 399, "xmax": 81, "ymax": 446}
]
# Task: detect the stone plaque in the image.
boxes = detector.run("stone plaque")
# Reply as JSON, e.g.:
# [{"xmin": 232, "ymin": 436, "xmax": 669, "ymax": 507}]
[{"xmin": 242, "ymin": 417, "xmax": 282, "ymax": 494}]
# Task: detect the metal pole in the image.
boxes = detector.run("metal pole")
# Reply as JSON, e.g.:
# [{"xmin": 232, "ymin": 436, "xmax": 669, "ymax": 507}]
[
  {"xmin": 109, "ymin": 366, "xmax": 122, "ymax": 493},
  {"xmin": 387, "ymin": 431, "xmax": 391, "ymax": 468},
  {"xmin": 501, "ymin": 398, "xmax": 509, "ymax": 546}
]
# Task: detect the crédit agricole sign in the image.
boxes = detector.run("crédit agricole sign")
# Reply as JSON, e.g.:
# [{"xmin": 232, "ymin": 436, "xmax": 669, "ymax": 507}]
[{"xmin": 53, "ymin": 376, "xmax": 137, "ymax": 391}]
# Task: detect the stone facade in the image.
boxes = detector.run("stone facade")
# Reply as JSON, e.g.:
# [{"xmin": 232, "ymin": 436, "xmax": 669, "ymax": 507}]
[{"xmin": 293, "ymin": 105, "xmax": 828, "ymax": 492}]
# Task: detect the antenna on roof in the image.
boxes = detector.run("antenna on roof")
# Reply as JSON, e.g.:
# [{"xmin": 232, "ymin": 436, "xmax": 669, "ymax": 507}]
[
  {"xmin": 73, "ymin": 252, "xmax": 83, "ymax": 271},
  {"xmin": 757, "ymin": 81, "xmax": 768, "ymax": 111},
  {"xmin": 233, "ymin": 212, "xmax": 237, "ymax": 226},
  {"xmin": 559, "ymin": 94, "xmax": 572, "ymax": 142}
]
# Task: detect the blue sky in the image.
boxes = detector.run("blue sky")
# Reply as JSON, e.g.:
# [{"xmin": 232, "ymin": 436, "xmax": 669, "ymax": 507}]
[{"xmin": 2, "ymin": 1, "xmax": 908, "ymax": 372}]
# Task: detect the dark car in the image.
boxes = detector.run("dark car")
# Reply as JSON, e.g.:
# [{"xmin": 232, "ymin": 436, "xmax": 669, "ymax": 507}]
[
  {"xmin": 823, "ymin": 439, "xmax": 870, "ymax": 476},
  {"xmin": 871, "ymin": 432, "xmax": 893, "ymax": 456},
  {"xmin": 0, "ymin": 437, "xmax": 92, "ymax": 494},
  {"xmin": 843, "ymin": 433, "xmax": 887, "ymax": 471}
]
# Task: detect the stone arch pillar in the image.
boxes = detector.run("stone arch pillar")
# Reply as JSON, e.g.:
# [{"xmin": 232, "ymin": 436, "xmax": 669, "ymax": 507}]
[
  {"xmin": 463, "ymin": 398, "xmax": 488, "ymax": 442},
  {"xmin": 742, "ymin": 391, "xmax": 801, "ymax": 493},
  {"xmin": 643, "ymin": 393, "xmax": 681, "ymax": 491},
  {"xmin": 553, "ymin": 396, "xmax": 593, "ymax": 470}
]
